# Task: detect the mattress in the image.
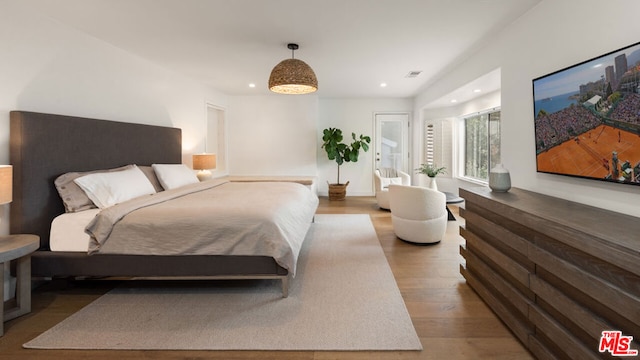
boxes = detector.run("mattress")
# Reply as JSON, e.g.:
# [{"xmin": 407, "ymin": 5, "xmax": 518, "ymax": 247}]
[{"xmin": 49, "ymin": 209, "xmax": 99, "ymax": 252}]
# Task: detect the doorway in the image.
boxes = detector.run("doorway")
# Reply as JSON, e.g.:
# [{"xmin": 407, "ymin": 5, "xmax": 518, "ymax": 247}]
[
  {"xmin": 374, "ymin": 113, "xmax": 410, "ymax": 173},
  {"xmin": 206, "ymin": 104, "xmax": 227, "ymax": 176}
]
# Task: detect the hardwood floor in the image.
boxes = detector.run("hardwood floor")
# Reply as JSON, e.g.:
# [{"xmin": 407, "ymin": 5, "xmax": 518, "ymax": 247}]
[{"xmin": 0, "ymin": 196, "xmax": 534, "ymax": 359}]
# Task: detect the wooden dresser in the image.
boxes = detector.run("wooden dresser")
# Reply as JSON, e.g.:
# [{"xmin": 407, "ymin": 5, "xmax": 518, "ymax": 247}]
[{"xmin": 459, "ymin": 187, "xmax": 639, "ymax": 359}]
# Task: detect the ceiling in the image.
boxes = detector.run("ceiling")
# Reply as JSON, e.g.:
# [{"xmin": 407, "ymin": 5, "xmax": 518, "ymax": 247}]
[{"xmin": 22, "ymin": 0, "xmax": 540, "ymax": 103}]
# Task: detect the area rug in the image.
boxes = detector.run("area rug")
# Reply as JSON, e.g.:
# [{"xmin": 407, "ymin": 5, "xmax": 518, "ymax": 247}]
[{"xmin": 24, "ymin": 214, "xmax": 422, "ymax": 351}]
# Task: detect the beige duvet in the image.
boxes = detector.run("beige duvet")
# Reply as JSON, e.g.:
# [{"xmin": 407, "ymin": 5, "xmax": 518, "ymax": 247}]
[{"xmin": 85, "ymin": 179, "xmax": 319, "ymax": 276}]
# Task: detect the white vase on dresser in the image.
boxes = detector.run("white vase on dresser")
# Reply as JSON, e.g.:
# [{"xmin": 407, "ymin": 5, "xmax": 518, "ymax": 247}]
[{"xmin": 489, "ymin": 163, "xmax": 511, "ymax": 192}]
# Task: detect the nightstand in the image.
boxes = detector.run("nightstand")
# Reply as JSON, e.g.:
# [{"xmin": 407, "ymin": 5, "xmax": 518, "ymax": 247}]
[{"xmin": 0, "ymin": 234, "xmax": 39, "ymax": 336}]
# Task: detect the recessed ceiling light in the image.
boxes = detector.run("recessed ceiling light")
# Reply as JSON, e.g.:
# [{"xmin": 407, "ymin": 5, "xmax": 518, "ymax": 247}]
[
  {"xmin": 380, "ymin": 83, "xmax": 387, "ymax": 88},
  {"xmin": 249, "ymin": 83, "xmax": 256, "ymax": 88},
  {"xmin": 473, "ymin": 88, "xmax": 482, "ymax": 93},
  {"xmin": 450, "ymin": 99, "xmax": 457, "ymax": 103}
]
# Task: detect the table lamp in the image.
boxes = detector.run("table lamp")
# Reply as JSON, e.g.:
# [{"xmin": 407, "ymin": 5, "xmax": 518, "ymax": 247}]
[
  {"xmin": 192, "ymin": 154, "xmax": 216, "ymax": 181},
  {"xmin": 0, "ymin": 165, "xmax": 12, "ymax": 205}
]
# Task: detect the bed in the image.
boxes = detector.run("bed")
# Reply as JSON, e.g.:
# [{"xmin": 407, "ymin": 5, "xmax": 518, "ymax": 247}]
[{"xmin": 9, "ymin": 111, "xmax": 318, "ymax": 297}]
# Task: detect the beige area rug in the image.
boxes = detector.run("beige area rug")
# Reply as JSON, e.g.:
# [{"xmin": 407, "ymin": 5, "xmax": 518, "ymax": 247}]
[{"xmin": 24, "ymin": 214, "xmax": 422, "ymax": 351}]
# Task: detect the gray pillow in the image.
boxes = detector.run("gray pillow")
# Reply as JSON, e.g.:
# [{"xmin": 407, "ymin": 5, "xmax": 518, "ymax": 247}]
[
  {"xmin": 56, "ymin": 165, "xmax": 165, "ymax": 212},
  {"xmin": 138, "ymin": 165, "xmax": 164, "ymax": 193},
  {"xmin": 55, "ymin": 165, "xmax": 133, "ymax": 212}
]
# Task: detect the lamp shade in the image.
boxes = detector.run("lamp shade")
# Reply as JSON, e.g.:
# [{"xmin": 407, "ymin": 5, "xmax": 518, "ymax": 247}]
[
  {"xmin": 269, "ymin": 59, "xmax": 318, "ymax": 94},
  {"xmin": 269, "ymin": 43, "xmax": 317, "ymax": 95},
  {"xmin": 192, "ymin": 154, "xmax": 216, "ymax": 170},
  {"xmin": 0, "ymin": 165, "xmax": 12, "ymax": 205}
]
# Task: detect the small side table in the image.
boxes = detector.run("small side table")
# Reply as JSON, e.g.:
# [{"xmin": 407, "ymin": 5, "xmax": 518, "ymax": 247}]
[
  {"xmin": 443, "ymin": 192, "xmax": 464, "ymax": 221},
  {"xmin": 0, "ymin": 234, "xmax": 39, "ymax": 336}
]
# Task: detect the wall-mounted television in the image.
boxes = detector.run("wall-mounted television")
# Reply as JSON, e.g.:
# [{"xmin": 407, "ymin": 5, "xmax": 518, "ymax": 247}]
[{"xmin": 533, "ymin": 41, "xmax": 640, "ymax": 186}]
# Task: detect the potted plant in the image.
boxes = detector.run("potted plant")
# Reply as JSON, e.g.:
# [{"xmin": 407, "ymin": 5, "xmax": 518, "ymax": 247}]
[
  {"xmin": 321, "ymin": 127, "xmax": 371, "ymax": 200},
  {"xmin": 416, "ymin": 163, "xmax": 446, "ymax": 191}
]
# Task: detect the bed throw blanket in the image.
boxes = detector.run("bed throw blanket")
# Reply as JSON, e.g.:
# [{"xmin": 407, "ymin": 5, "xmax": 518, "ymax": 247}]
[{"xmin": 85, "ymin": 179, "xmax": 319, "ymax": 276}]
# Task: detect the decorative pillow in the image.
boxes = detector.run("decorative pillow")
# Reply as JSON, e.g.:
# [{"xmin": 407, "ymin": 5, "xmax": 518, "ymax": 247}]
[
  {"xmin": 55, "ymin": 165, "xmax": 132, "ymax": 212},
  {"xmin": 152, "ymin": 164, "xmax": 199, "ymax": 190},
  {"xmin": 381, "ymin": 177, "xmax": 403, "ymax": 188},
  {"xmin": 74, "ymin": 165, "xmax": 156, "ymax": 208}
]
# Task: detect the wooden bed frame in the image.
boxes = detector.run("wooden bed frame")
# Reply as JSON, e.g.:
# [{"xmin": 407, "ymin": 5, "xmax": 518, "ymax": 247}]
[{"xmin": 9, "ymin": 111, "xmax": 290, "ymax": 296}]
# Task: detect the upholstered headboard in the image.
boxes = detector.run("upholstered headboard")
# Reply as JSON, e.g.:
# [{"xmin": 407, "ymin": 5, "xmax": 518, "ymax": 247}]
[{"xmin": 9, "ymin": 111, "xmax": 182, "ymax": 249}]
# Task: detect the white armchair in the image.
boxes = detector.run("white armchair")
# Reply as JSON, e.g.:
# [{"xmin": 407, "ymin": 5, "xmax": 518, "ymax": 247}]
[
  {"xmin": 388, "ymin": 184, "xmax": 447, "ymax": 244},
  {"xmin": 374, "ymin": 168, "xmax": 411, "ymax": 209}
]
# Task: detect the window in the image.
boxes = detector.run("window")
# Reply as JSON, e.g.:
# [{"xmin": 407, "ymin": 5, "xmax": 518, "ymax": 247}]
[
  {"xmin": 422, "ymin": 119, "xmax": 453, "ymax": 178},
  {"xmin": 424, "ymin": 124, "xmax": 435, "ymax": 165},
  {"xmin": 462, "ymin": 109, "xmax": 501, "ymax": 182}
]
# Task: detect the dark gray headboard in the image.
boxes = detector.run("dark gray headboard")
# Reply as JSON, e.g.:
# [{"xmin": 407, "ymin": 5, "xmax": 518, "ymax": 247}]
[{"xmin": 9, "ymin": 111, "xmax": 182, "ymax": 249}]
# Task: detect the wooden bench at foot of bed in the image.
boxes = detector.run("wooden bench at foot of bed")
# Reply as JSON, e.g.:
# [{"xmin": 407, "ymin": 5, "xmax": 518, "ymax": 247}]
[{"xmin": 225, "ymin": 176, "xmax": 317, "ymax": 194}]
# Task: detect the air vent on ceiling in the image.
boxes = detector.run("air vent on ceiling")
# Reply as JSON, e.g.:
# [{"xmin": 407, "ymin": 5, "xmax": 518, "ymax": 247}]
[{"xmin": 405, "ymin": 70, "xmax": 422, "ymax": 78}]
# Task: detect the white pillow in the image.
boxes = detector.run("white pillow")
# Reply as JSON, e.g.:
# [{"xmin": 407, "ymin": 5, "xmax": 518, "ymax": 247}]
[
  {"xmin": 381, "ymin": 177, "xmax": 403, "ymax": 188},
  {"xmin": 73, "ymin": 165, "xmax": 156, "ymax": 208},
  {"xmin": 152, "ymin": 164, "xmax": 199, "ymax": 190}
]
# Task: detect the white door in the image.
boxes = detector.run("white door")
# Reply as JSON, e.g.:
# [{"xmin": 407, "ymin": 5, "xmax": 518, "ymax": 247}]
[{"xmin": 374, "ymin": 113, "xmax": 410, "ymax": 172}]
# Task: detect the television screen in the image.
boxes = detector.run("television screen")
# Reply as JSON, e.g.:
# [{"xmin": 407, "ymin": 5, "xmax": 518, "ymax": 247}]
[{"xmin": 533, "ymin": 41, "xmax": 640, "ymax": 186}]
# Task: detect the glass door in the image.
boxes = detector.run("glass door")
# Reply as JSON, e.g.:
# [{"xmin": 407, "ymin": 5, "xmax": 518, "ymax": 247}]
[{"xmin": 374, "ymin": 113, "xmax": 409, "ymax": 172}]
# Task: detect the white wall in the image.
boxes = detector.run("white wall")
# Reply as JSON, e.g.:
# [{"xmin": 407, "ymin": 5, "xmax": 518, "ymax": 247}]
[
  {"xmin": 318, "ymin": 98, "xmax": 414, "ymax": 196},
  {"xmin": 226, "ymin": 96, "xmax": 413, "ymax": 197},
  {"xmin": 226, "ymin": 95, "xmax": 318, "ymax": 176},
  {"xmin": 415, "ymin": 0, "xmax": 640, "ymax": 218},
  {"xmin": 0, "ymin": 2, "xmax": 228, "ymax": 234}
]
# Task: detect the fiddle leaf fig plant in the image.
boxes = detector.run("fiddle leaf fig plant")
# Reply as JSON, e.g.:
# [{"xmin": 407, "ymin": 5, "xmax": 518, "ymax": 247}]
[{"xmin": 321, "ymin": 127, "xmax": 371, "ymax": 184}]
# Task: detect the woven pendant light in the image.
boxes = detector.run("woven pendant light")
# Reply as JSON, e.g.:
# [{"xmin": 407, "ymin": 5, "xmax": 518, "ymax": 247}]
[{"xmin": 269, "ymin": 43, "xmax": 318, "ymax": 94}]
